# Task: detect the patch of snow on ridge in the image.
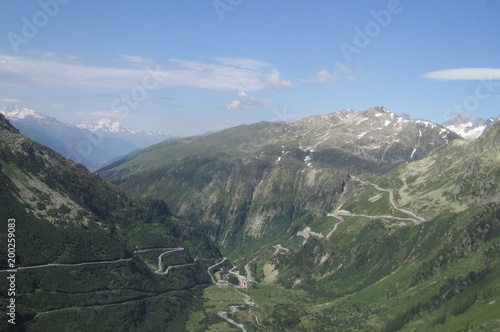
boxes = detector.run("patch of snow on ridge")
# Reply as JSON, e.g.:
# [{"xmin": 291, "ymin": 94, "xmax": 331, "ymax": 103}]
[
  {"xmin": 446, "ymin": 123, "xmax": 487, "ymax": 140},
  {"xmin": 356, "ymin": 118, "xmax": 368, "ymax": 125},
  {"xmin": 415, "ymin": 120, "xmax": 437, "ymax": 129},
  {"xmin": 304, "ymin": 155, "xmax": 312, "ymax": 167}
]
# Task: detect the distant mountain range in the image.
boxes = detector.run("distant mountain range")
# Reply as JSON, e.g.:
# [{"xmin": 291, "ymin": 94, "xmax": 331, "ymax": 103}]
[
  {"xmin": 1, "ymin": 105, "xmax": 499, "ymax": 330},
  {"xmin": 1, "ymin": 106, "xmax": 497, "ymax": 172},
  {"xmin": 0, "ymin": 106, "xmax": 171, "ymax": 171},
  {"xmin": 443, "ymin": 112, "xmax": 500, "ymax": 140}
]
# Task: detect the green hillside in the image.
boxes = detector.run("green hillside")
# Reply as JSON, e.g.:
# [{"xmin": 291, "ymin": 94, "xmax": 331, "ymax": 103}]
[{"xmin": 0, "ymin": 114, "xmax": 221, "ymax": 331}]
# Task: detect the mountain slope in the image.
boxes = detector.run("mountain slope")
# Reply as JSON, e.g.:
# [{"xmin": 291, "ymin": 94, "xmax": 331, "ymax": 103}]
[
  {"xmin": 187, "ymin": 122, "xmax": 500, "ymax": 331},
  {"xmin": 283, "ymin": 122, "xmax": 500, "ymax": 330},
  {"xmin": 98, "ymin": 108, "xmax": 500, "ymax": 331},
  {"xmin": 100, "ymin": 106, "xmax": 460, "ymax": 252},
  {"xmin": 0, "ymin": 114, "xmax": 220, "ymax": 331}
]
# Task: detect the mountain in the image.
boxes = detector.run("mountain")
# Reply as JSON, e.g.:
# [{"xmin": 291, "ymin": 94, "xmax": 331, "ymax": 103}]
[
  {"xmin": 0, "ymin": 106, "xmax": 171, "ymax": 171},
  {"xmin": 4, "ymin": 104, "xmax": 498, "ymax": 330},
  {"xmin": 100, "ymin": 106, "xmax": 460, "ymax": 250},
  {"xmin": 75, "ymin": 117, "xmax": 171, "ymax": 148},
  {"xmin": 443, "ymin": 112, "xmax": 500, "ymax": 140},
  {"xmin": 235, "ymin": 122, "xmax": 499, "ymax": 331},
  {"xmin": 99, "ymin": 107, "xmax": 500, "ymax": 331},
  {"xmin": 0, "ymin": 114, "xmax": 220, "ymax": 331}
]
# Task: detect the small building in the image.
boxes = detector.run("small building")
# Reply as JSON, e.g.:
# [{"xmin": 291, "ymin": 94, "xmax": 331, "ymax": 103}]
[{"xmin": 238, "ymin": 276, "xmax": 248, "ymax": 289}]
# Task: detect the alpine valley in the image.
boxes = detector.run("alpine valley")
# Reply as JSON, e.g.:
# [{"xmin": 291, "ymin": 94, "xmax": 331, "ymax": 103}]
[
  {"xmin": 1, "ymin": 105, "xmax": 499, "ymax": 331},
  {"xmin": 100, "ymin": 106, "xmax": 500, "ymax": 331}
]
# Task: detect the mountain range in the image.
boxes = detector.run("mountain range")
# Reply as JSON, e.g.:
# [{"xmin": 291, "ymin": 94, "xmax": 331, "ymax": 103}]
[
  {"xmin": 99, "ymin": 106, "xmax": 500, "ymax": 331},
  {"xmin": 1, "ymin": 105, "xmax": 499, "ymax": 331},
  {"xmin": 2, "ymin": 105, "xmax": 498, "ymax": 174},
  {"xmin": 100, "ymin": 106, "xmax": 461, "ymax": 249},
  {"xmin": 0, "ymin": 106, "xmax": 171, "ymax": 171}
]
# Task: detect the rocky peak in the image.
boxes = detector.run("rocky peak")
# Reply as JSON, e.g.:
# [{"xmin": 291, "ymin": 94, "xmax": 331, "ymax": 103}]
[{"xmin": 443, "ymin": 112, "xmax": 499, "ymax": 140}]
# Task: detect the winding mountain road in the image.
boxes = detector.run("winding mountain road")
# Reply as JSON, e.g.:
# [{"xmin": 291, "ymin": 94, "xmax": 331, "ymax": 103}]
[
  {"xmin": 353, "ymin": 177, "xmax": 427, "ymax": 224},
  {"xmin": 326, "ymin": 214, "xmax": 345, "ymax": 239},
  {"xmin": 0, "ymin": 257, "xmax": 134, "ymax": 272},
  {"xmin": 207, "ymin": 257, "xmax": 227, "ymax": 283},
  {"xmin": 154, "ymin": 247, "xmax": 185, "ymax": 273},
  {"xmin": 0, "ymin": 247, "xmax": 214, "ymax": 278}
]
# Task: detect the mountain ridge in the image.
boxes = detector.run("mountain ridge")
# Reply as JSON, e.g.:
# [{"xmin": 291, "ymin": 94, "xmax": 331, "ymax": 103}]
[{"xmin": 101, "ymin": 106, "xmax": 460, "ymax": 178}]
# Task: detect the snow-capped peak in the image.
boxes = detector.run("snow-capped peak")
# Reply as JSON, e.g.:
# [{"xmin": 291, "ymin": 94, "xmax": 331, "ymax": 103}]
[
  {"xmin": 0, "ymin": 106, "xmax": 46, "ymax": 120},
  {"xmin": 76, "ymin": 118, "xmax": 139, "ymax": 134},
  {"xmin": 443, "ymin": 113, "xmax": 499, "ymax": 140}
]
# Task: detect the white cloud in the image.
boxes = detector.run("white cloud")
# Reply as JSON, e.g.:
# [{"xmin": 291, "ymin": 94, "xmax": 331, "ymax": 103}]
[
  {"xmin": 213, "ymin": 57, "xmax": 269, "ymax": 70},
  {"xmin": 336, "ymin": 62, "xmax": 356, "ymax": 80},
  {"xmin": 225, "ymin": 91, "xmax": 273, "ymax": 111},
  {"xmin": 0, "ymin": 53, "xmax": 293, "ymax": 92},
  {"xmin": 302, "ymin": 65, "xmax": 360, "ymax": 84},
  {"xmin": 262, "ymin": 69, "xmax": 293, "ymax": 89},
  {"xmin": 305, "ymin": 69, "xmax": 337, "ymax": 83},
  {"xmin": 423, "ymin": 68, "xmax": 500, "ymax": 80},
  {"xmin": 316, "ymin": 69, "xmax": 336, "ymax": 83},
  {"xmin": 117, "ymin": 54, "xmax": 156, "ymax": 67},
  {"xmin": 87, "ymin": 110, "xmax": 126, "ymax": 118}
]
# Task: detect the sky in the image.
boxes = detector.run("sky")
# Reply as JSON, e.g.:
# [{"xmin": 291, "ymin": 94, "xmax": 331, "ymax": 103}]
[{"xmin": 0, "ymin": 0, "xmax": 499, "ymax": 136}]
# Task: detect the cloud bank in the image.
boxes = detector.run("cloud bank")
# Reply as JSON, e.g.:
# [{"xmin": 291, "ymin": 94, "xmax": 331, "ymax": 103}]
[{"xmin": 0, "ymin": 53, "xmax": 293, "ymax": 91}]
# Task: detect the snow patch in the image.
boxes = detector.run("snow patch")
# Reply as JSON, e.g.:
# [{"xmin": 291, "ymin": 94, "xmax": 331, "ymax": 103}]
[
  {"xmin": 446, "ymin": 123, "xmax": 487, "ymax": 140},
  {"xmin": 356, "ymin": 118, "xmax": 368, "ymax": 125},
  {"xmin": 415, "ymin": 120, "xmax": 437, "ymax": 129},
  {"xmin": 276, "ymin": 149, "xmax": 290, "ymax": 163}
]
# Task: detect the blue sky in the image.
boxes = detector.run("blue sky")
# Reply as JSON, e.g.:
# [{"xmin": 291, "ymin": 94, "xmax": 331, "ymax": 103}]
[{"xmin": 0, "ymin": 0, "xmax": 499, "ymax": 136}]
